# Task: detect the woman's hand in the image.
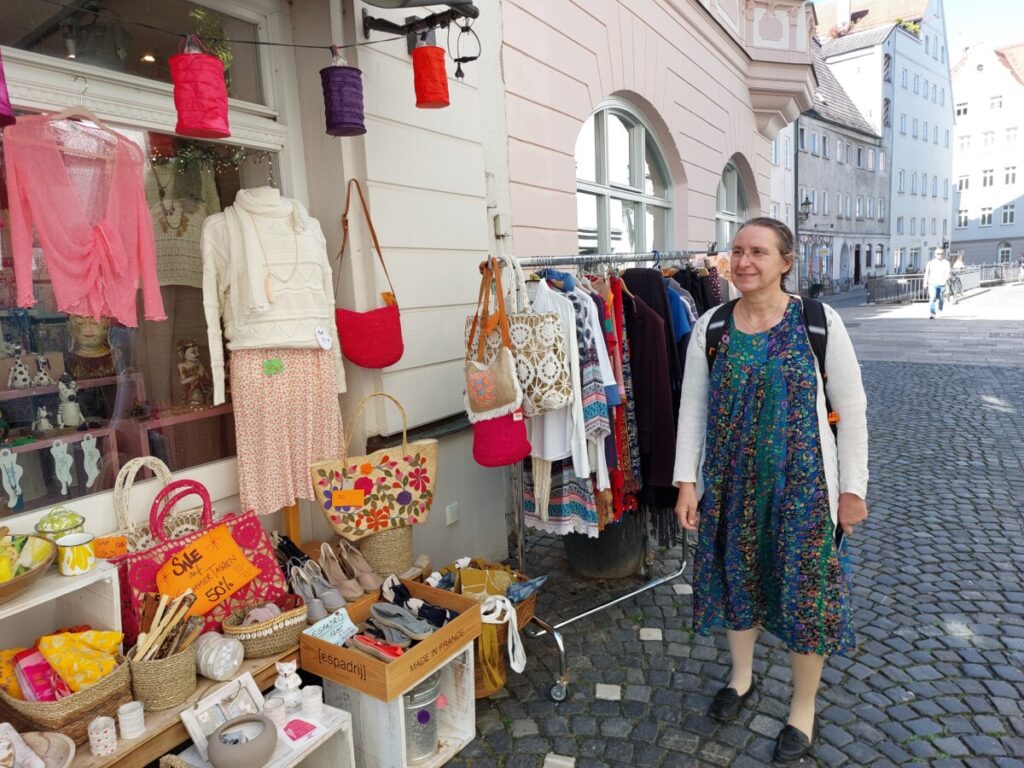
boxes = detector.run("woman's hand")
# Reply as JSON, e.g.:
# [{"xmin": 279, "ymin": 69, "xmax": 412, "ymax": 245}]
[
  {"xmin": 838, "ymin": 492, "xmax": 868, "ymax": 535},
  {"xmin": 675, "ymin": 483, "xmax": 699, "ymax": 531}
]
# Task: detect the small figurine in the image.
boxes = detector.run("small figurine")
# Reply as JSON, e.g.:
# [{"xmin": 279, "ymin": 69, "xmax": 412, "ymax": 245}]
[
  {"xmin": 51, "ymin": 439, "xmax": 73, "ymax": 495},
  {"xmin": 272, "ymin": 659, "xmax": 302, "ymax": 708},
  {"xmin": 176, "ymin": 339, "xmax": 213, "ymax": 408},
  {"xmin": 0, "ymin": 447, "xmax": 23, "ymax": 508},
  {"xmin": 32, "ymin": 355, "xmax": 54, "ymax": 387},
  {"xmin": 81, "ymin": 433, "xmax": 101, "ymax": 489},
  {"xmin": 6, "ymin": 343, "xmax": 32, "ymax": 389},
  {"xmin": 57, "ymin": 374, "xmax": 85, "ymax": 429},
  {"xmin": 32, "ymin": 406, "xmax": 55, "ymax": 432}
]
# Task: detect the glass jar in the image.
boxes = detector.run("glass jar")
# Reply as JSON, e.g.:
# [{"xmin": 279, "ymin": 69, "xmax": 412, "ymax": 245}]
[{"xmin": 193, "ymin": 632, "xmax": 244, "ymax": 681}]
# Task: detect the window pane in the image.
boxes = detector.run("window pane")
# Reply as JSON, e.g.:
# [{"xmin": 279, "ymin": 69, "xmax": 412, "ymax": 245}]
[
  {"xmin": 0, "ymin": 123, "xmax": 271, "ymax": 518},
  {"xmin": 644, "ymin": 137, "xmax": 668, "ymax": 198},
  {"xmin": 645, "ymin": 205, "xmax": 667, "ymax": 251},
  {"xmin": 607, "ymin": 113, "xmax": 634, "ymax": 187},
  {"xmin": 1, "ymin": 0, "xmax": 265, "ymax": 104},
  {"xmin": 577, "ymin": 192, "xmax": 599, "ymax": 254},
  {"xmin": 575, "ymin": 115, "xmax": 597, "ymax": 182},
  {"xmin": 609, "ymin": 198, "xmax": 639, "ymax": 253}
]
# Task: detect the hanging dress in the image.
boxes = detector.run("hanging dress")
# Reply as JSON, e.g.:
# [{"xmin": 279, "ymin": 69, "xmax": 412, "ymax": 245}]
[{"xmin": 692, "ymin": 300, "xmax": 854, "ymax": 656}]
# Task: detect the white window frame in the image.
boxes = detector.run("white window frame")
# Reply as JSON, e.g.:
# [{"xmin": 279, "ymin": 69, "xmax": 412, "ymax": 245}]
[
  {"xmin": 957, "ymin": 209, "xmax": 968, "ymax": 228},
  {"xmin": 1007, "ymin": 167, "xmax": 1017, "ymax": 185},
  {"xmin": 878, "ymin": 199, "xmax": 885, "ymax": 221},
  {"xmin": 715, "ymin": 162, "xmax": 747, "ymax": 247},
  {"xmin": 998, "ymin": 243, "xmax": 1012, "ymax": 263},
  {"xmin": 576, "ymin": 99, "xmax": 675, "ymax": 254},
  {"xmin": 981, "ymin": 207, "xmax": 993, "ymax": 227},
  {"xmin": 896, "ymin": 216, "xmax": 904, "ymax": 234},
  {"xmin": 1002, "ymin": 204, "xmax": 1015, "ymax": 225}
]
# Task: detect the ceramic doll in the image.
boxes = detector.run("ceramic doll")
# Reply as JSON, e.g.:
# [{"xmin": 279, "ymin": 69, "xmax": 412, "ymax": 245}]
[
  {"xmin": 65, "ymin": 315, "xmax": 119, "ymax": 380},
  {"xmin": 32, "ymin": 356, "xmax": 54, "ymax": 387},
  {"xmin": 176, "ymin": 339, "xmax": 213, "ymax": 407},
  {"xmin": 32, "ymin": 406, "xmax": 54, "ymax": 432},
  {"xmin": 56, "ymin": 374, "xmax": 85, "ymax": 429},
  {"xmin": 51, "ymin": 440, "xmax": 73, "ymax": 495},
  {"xmin": 272, "ymin": 660, "xmax": 302, "ymax": 708},
  {"xmin": 81, "ymin": 433, "xmax": 101, "ymax": 489},
  {"xmin": 6, "ymin": 343, "xmax": 31, "ymax": 389},
  {"xmin": 0, "ymin": 448, "xmax": 23, "ymax": 507}
]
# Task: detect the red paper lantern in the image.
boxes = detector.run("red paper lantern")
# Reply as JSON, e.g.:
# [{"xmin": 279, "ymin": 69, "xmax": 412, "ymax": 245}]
[
  {"xmin": 0, "ymin": 49, "xmax": 15, "ymax": 128},
  {"xmin": 169, "ymin": 38, "xmax": 230, "ymax": 139},
  {"xmin": 412, "ymin": 46, "xmax": 449, "ymax": 109}
]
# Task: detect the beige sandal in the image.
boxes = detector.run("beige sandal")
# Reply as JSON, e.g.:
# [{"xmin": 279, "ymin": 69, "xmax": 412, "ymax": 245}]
[
  {"xmin": 319, "ymin": 542, "xmax": 364, "ymax": 601},
  {"xmin": 338, "ymin": 539, "xmax": 384, "ymax": 592}
]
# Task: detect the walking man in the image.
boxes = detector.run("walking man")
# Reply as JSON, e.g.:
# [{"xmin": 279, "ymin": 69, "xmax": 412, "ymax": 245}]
[{"xmin": 923, "ymin": 248, "xmax": 950, "ymax": 319}]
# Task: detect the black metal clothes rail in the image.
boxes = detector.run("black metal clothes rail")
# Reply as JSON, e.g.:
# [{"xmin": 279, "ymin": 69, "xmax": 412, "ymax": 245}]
[{"xmin": 503, "ymin": 250, "xmax": 696, "ymax": 702}]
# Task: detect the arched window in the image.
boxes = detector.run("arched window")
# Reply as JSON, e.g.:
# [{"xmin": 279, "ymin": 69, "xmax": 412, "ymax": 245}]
[
  {"xmin": 716, "ymin": 163, "xmax": 748, "ymax": 247},
  {"xmin": 998, "ymin": 242, "xmax": 1012, "ymax": 263},
  {"xmin": 575, "ymin": 103, "xmax": 673, "ymax": 254},
  {"xmin": 883, "ymin": 98, "xmax": 892, "ymax": 127},
  {"xmin": 883, "ymin": 54, "xmax": 893, "ymax": 83}
]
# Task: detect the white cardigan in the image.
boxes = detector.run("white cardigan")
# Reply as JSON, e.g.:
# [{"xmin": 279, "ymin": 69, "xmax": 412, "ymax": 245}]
[{"xmin": 672, "ymin": 298, "xmax": 869, "ymax": 525}]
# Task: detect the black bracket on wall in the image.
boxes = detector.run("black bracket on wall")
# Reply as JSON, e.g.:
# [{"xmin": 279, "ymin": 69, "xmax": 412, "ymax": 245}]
[{"xmin": 362, "ymin": 3, "xmax": 480, "ymax": 54}]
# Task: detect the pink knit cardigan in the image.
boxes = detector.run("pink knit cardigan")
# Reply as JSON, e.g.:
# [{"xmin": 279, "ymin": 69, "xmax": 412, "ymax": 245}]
[{"xmin": 3, "ymin": 115, "xmax": 165, "ymax": 326}]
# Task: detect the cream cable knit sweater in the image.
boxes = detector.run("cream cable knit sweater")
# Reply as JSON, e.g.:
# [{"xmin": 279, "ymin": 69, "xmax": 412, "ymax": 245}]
[
  {"xmin": 673, "ymin": 298, "xmax": 868, "ymax": 526},
  {"xmin": 202, "ymin": 192, "xmax": 346, "ymax": 405}
]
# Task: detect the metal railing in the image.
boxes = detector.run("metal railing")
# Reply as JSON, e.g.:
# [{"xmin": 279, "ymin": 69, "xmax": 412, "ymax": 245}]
[{"xmin": 865, "ymin": 264, "xmax": 1008, "ymax": 304}]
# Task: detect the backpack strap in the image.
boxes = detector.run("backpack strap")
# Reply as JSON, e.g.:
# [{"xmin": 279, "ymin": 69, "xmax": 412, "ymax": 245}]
[
  {"xmin": 704, "ymin": 299, "xmax": 740, "ymax": 371},
  {"xmin": 800, "ymin": 297, "xmax": 838, "ymax": 438}
]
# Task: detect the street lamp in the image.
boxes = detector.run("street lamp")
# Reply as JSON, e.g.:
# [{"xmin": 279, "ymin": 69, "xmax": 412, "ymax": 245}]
[{"xmin": 798, "ymin": 196, "xmax": 813, "ymax": 223}]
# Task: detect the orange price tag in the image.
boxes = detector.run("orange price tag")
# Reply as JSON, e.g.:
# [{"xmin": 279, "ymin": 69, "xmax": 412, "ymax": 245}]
[
  {"xmin": 332, "ymin": 489, "xmax": 366, "ymax": 508},
  {"xmin": 381, "ymin": 291, "xmax": 397, "ymax": 307},
  {"xmin": 155, "ymin": 525, "xmax": 259, "ymax": 617},
  {"xmin": 94, "ymin": 536, "xmax": 127, "ymax": 559}
]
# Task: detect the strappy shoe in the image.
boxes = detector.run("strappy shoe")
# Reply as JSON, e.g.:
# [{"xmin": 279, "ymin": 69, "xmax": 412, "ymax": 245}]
[
  {"xmin": 292, "ymin": 559, "xmax": 346, "ymax": 614},
  {"xmin": 288, "ymin": 563, "xmax": 327, "ymax": 624},
  {"xmin": 319, "ymin": 542, "xmax": 364, "ymax": 601},
  {"xmin": 337, "ymin": 539, "xmax": 383, "ymax": 592}
]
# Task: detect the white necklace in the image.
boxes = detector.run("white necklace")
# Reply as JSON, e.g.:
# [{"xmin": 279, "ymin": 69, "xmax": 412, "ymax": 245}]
[{"xmin": 252, "ymin": 216, "xmax": 300, "ymax": 304}]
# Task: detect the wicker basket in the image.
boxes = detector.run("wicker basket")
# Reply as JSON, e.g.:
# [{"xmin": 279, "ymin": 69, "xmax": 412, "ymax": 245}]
[
  {"xmin": 222, "ymin": 595, "xmax": 307, "ymax": 658},
  {"xmin": 357, "ymin": 525, "xmax": 412, "ymax": 576},
  {"xmin": 129, "ymin": 644, "xmax": 197, "ymax": 711},
  {"xmin": 0, "ymin": 657, "xmax": 131, "ymax": 744}
]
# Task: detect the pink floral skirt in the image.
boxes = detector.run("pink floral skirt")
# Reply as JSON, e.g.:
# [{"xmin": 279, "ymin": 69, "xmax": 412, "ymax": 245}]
[{"xmin": 230, "ymin": 348, "xmax": 344, "ymax": 515}]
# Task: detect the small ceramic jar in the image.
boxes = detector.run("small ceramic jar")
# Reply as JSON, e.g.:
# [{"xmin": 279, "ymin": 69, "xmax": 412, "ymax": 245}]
[
  {"xmin": 117, "ymin": 701, "xmax": 146, "ymax": 740},
  {"xmin": 88, "ymin": 716, "xmax": 117, "ymax": 757},
  {"xmin": 301, "ymin": 686, "xmax": 323, "ymax": 719},
  {"xmin": 194, "ymin": 632, "xmax": 244, "ymax": 681},
  {"xmin": 34, "ymin": 505, "xmax": 85, "ymax": 543}
]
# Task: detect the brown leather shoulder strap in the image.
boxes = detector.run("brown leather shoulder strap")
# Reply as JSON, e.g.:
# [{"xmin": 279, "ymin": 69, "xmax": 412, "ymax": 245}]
[{"xmin": 336, "ymin": 179, "xmax": 396, "ymax": 301}]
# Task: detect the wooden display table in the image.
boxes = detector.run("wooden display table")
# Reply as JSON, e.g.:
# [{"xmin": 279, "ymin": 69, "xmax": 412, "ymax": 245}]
[{"xmin": 70, "ymin": 647, "xmax": 299, "ymax": 768}]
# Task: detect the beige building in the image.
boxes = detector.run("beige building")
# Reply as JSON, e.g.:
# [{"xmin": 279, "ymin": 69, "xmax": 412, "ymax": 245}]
[{"xmin": 0, "ymin": 0, "xmax": 815, "ymax": 567}]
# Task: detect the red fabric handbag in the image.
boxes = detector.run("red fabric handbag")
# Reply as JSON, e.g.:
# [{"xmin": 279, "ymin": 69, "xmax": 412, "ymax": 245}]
[
  {"xmin": 169, "ymin": 37, "xmax": 230, "ymax": 139},
  {"xmin": 112, "ymin": 479, "xmax": 287, "ymax": 647},
  {"xmin": 335, "ymin": 179, "xmax": 404, "ymax": 369},
  {"xmin": 472, "ymin": 408, "xmax": 531, "ymax": 468}
]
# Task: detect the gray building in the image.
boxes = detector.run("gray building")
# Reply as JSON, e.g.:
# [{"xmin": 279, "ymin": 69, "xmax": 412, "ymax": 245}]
[
  {"xmin": 771, "ymin": 39, "xmax": 890, "ymax": 289},
  {"xmin": 951, "ymin": 42, "xmax": 1024, "ymax": 265}
]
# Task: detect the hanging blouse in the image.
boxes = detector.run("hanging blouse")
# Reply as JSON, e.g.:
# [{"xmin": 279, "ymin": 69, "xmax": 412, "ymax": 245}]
[{"xmin": 4, "ymin": 115, "xmax": 165, "ymax": 326}]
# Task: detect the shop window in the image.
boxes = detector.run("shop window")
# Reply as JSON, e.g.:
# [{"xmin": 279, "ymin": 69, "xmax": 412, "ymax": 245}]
[
  {"xmin": 0, "ymin": 1, "xmax": 265, "ymax": 105},
  {"xmin": 0, "ymin": 123, "xmax": 276, "ymax": 517},
  {"xmin": 575, "ymin": 104, "xmax": 672, "ymax": 254},
  {"xmin": 715, "ymin": 163, "xmax": 748, "ymax": 248}
]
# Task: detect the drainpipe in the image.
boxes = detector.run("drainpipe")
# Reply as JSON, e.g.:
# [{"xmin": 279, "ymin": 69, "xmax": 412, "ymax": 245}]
[{"xmin": 793, "ymin": 116, "xmax": 802, "ymax": 294}]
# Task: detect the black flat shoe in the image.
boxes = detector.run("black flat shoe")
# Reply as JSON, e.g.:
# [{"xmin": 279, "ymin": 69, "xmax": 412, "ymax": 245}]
[
  {"xmin": 772, "ymin": 715, "xmax": 819, "ymax": 764},
  {"xmin": 707, "ymin": 679, "xmax": 756, "ymax": 722}
]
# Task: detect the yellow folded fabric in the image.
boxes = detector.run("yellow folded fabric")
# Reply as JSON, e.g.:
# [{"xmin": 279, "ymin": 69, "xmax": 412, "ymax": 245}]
[
  {"xmin": 37, "ymin": 630, "xmax": 123, "ymax": 693},
  {"xmin": 0, "ymin": 648, "xmax": 26, "ymax": 699}
]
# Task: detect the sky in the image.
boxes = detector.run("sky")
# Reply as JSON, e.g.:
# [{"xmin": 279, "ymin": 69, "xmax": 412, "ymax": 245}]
[{"xmin": 943, "ymin": 0, "xmax": 1024, "ymax": 55}]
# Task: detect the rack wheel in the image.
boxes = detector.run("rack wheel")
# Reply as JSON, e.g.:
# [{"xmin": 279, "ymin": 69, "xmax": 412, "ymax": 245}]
[{"xmin": 548, "ymin": 682, "xmax": 568, "ymax": 702}]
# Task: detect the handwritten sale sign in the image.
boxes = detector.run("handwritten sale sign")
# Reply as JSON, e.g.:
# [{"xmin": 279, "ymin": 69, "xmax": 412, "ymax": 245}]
[{"xmin": 156, "ymin": 525, "xmax": 259, "ymax": 616}]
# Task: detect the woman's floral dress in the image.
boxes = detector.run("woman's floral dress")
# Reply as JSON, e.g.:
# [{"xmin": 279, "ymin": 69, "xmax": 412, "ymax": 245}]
[{"xmin": 693, "ymin": 299, "xmax": 854, "ymax": 656}]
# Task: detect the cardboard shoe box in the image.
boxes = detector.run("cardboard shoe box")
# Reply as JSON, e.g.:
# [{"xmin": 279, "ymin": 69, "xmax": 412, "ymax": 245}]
[{"xmin": 300, "ymin": 579, "xmax": 482, "ymax": 702}]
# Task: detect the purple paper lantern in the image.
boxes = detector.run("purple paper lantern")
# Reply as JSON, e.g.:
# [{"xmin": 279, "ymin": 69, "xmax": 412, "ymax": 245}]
[
  {"xmin": 320, "ymin": 63, "xmax": 366, "ymax": 137},
  {"xmin": 0, "ymin": 49, "xmax": 16, "ymax": 128}
]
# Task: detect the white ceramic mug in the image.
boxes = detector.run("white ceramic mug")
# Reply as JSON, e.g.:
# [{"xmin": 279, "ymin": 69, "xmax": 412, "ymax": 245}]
[
  {"xmin": 56, "ymin": 532, "xmax": 95, "ymax": 576},
  {"xmin": 264, "ymin": 696, "xmax": 286, "ymax": 728},
  {"xmin": 301, "ymin": 685, "xmax": 323, "ymax": 719},
  {"xmin": 88, "ymin": 715, "xmax": 117, "ymax": 757}
]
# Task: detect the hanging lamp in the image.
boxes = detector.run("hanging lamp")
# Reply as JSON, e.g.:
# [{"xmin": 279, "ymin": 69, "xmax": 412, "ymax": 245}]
[
  {"xmin": 169, "ymin": 35, "xmax": 230, "ymax": 139},
  {"xmin": 320, "ymin": 46, "xmax": 366, "ymax": 136},
  {"xmin": 412, "ymin": 42, "xmax": 449, "ymax": 109},
  {"xmin": 0, "ymin": 49, "xmax": 15, "ymax": 127}
]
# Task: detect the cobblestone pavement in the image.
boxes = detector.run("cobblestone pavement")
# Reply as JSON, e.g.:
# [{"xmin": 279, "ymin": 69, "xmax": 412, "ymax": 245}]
[{"xmin": 447, "ymin": 284, "xmax": 1024, "ymax": 767}]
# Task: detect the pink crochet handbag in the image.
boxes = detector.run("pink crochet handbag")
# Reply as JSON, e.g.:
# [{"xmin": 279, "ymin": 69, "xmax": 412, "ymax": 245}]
[{"xmin": 113, "ymin": 479, "xmax": 287, "ymax": 647}]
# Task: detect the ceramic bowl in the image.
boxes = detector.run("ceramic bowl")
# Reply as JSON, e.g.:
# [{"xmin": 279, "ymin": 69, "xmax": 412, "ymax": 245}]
[
  {"xmin": 0, "ymin": 532, "xmax": 57, "ymax": 605},
  {"xmin": 207, "ymin": 714, "xmax": 277, "ymax": 768}
]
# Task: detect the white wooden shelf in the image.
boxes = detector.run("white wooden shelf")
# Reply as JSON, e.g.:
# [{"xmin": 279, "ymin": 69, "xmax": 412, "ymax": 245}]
[{"xmin": 0, "ymin": 560, "xmax": 119, "ymax": 623}]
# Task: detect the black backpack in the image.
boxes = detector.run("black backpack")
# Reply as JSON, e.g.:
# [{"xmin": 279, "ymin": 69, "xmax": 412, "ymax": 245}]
[{"xmin": 703, "ymin": 297, "xmax": 837, "ymax": 437}]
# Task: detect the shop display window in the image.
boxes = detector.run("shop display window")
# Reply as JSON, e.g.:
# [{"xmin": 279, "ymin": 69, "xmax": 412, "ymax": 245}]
[
  {"xmin": 0, "ymin": 0, "xmax": 264, "ymax": 105},
  {"xmin": 0, "ymin": 122, "xmax": 276, "ymax": 517}
]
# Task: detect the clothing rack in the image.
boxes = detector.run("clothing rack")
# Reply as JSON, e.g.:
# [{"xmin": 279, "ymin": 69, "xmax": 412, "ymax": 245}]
[{"xmin": 504, "ymin": 250, "xmax": 692, "ymax": 703}]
